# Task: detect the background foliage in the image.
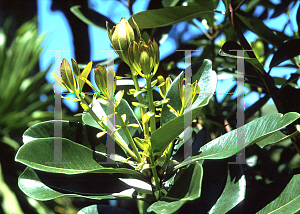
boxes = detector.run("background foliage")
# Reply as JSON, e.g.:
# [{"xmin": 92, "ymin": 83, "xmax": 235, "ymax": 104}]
[{"xmin": 1, "ymin": 0, "xmax": 300, "ymax": 213}]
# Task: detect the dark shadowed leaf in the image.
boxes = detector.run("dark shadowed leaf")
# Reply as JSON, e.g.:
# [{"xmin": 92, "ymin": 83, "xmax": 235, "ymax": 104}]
[
  {"xmin": 70, "ymin": 5, "xmax": 115, "ymax": 31},
  {"xmin": 269, "ymin": 39, "xmax": 300, "ymax": 69},
  {"xmin": 147, "ymin": 163, "xmax": 203, "ymax": 214},
  {"xmin": 78, "ymin": 204, "xmax": 133, "ymax": 214},
  {"xmin": 227, "ymin": 171, "xmax": 300, "ymax": 213},
  {"xmin": 162, "ymin": 0, "xmax": 180, "ymax": 7},
  {"xmin": 256, "ymin": 174, "xmax": 300, "ymax": 214},
  {"xmin": 18, "ymin": 167, "xmax": 135, "ymax": 201},
  {"xmin": 236, "ymin": 13, "xmax": 289, "ymax": 48},
  {"xmin": 209, "ymin": 166, "xmax": 246, "ymax": 213}
]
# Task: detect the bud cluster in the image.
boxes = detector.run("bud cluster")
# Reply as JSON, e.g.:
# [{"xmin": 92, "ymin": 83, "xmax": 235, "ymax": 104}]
[{"xmin": 107, "ymin": 17, "xmax": 160, "ymax": 79}]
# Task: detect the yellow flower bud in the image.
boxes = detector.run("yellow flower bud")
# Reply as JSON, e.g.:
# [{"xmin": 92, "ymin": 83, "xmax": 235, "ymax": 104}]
[
  {"xmin": 51, "ymin": 58, "xmax": 92, "ymax": 94},
  {"xmin": 128, "ymin": 38, "xmax": 160, "ymax": 79},
  {"xmin": 94, "ymin": 65, "xmax": 116, "ymax": 97},
  {"xmin": 107, "ymin": 17, "xmax": 141, "ymax": 66},
  {"xmin": 178, "ymin": 77, "xmax": 200, "ymax": 108}
]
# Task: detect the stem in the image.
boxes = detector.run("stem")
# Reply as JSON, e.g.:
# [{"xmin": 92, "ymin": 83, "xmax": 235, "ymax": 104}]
[
  {"xmin": 159, "ymin": 141, "xmax": 174, "ymax": 176},
  {"xmin": 149, "ymin": 152, "xmax": 161, "ymax": 200},
  {"xmin": 78, "ymin": 94, "xmax": 137, "ymax": 161},
  {"xmin": 130, "ymin": 68, "xmax": 149, "ymax": 137},
  {"xmin": 115, "ymin": 107, "xmax": 142, "ymax": 163},
  {"xmin": 146, "ymin": 77, "xmax": 156, "ymax": 133}
]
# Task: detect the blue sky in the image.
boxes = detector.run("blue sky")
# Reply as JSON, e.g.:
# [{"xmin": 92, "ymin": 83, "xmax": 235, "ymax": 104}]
[{"xmin": 37, "ymin": 0, "xmax": 299, "ymax": 112}]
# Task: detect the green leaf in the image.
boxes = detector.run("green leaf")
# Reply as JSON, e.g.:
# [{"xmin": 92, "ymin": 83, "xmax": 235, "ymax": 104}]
[
  {"xmin": 18, "ymin": 167, "xmax": 135, "ymax": 201},
  {"xmin": 256, "ymin": 125, "xmax": 300, "ymax": 148},
  {"xmin": 61, "ymin": 58, "xmax": 75, "ymax": 91},
  {"xmin": 152, "ymin": 60, "xmax": 217, "ymax": 152},
  {"xmin": 78, "ymin": 204, "xmax": 133, "ymax": 214},
  {"xmin": 209, "ymin": 166, "xmax": 246, "ymax": 214},
  {"xmin": 15, "ymin": 137, "xmax": 142, "ymax": 176},
  {"xmin": 82, "ymin": 98, "xmax": 142, "ymax": 155},
  {"xmin": 71, "ymin": 58, "xmax": 80, "ymax": 77},
  {"xmin": 220, "ymin": 41, "xmax": 265, "ymax": 75},
  {"xmin": 174, "ymin": 112, "xmax": 300, "ymax": 168},
  {"xmin": 147, "ymin": 163, "xmax": 203, "ymax": 214},
  {"xmin": 130, "ymin": 5, "xmax": 213, "ymax": 29},
  {"xmin": 70, "ymin": 6, "xmax": 115, "ymax": 31},
  {"xmin": 235, "ymin": 13, "xmax": 289, "ymax": 48},
  {"xmin": 269, "ymin": 39, "xmax": 300, "ymax": 69},
  {"xmin": 118, "ymin": 178, "xmax": 152, "ymax": 194},
  {"xmin": 192, "ymin": 0, "xmax": 220, "ymax": 26},
  {"xmin": 162, "ymin": 0, "xmax": 180, "ymax": 7},
  {"xmin": 257, "ymin": 174, "xmax": 300, "ymax": 214},
  {"xmin": 22, "ymin": 120, "xmax": 108, "ymax": 153},
  {"xmin": 161, "ymin": 59, "xmax": 216, "ymax": 126},
  {"xmin": 152, "ymin": 107, "xmax": 202, "ymax": 152}
]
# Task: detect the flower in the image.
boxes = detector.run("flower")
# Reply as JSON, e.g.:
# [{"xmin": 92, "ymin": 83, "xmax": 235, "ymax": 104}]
[
  {"xmin": 107, "ymin": 17, "xmax": 141, "ymax": 66},
  {"xmin": 128, "ymin": 38, "xmax": 160, "ymax": 78}
]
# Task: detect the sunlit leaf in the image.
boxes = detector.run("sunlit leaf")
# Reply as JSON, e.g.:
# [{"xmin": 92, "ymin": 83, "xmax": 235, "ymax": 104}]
[{"xmin": 130, "ymin": 5, "xmax": 213, "ymax": 28}]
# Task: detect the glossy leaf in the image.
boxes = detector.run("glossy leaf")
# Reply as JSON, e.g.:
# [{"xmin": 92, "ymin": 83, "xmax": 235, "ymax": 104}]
[
  {"xmin": 70, "ymin": 5, "xmax": 115, "ymax": 31},
  {"xmin": 78, "ymin": 204, "xmax": 133, "ymax": 214},
  {"xmin": 21, "ymin": 120, "xmax": 131, "ymax": 158},
  {"xmin": 118, "ymin": 178, "xmax": 152, "ymax": 194},
  {"xmin": 130, "ymin": 5, "xmax": 213, "ymax": 29},
  {"xmin": 256, "ymin": 174, "xmax": 300, "ymax": 213},
  {"xmin": 71, "ymin": 58, "xmax": 80, "ymax": 77},
  {"xmin": 15, "ymin": 137, "xmax": 142, "ymax": 176},
  {"xmin": 82, "ymin": 98, "xmax": 142, "ymax": 155},
  {"xmin": 209, "ymin": 167, "xmax": 246, "ymax": 214},
  {"xmin": 60, "ymin": 58, "xmax": 75, "ymax": 91},
  {"xmin": 79, "ymin": 60, "xmax": 93, "ymax": 92},
  {"xmin": 174, "ymin": 112, "xmax": 300, "ymax": 168},
  {"xmin": 18, "ymin": 167, "xmax": 135, "ymax": 201},
  {"xmin": 162, "ymin": 0, "xmax": 180, "ymax": 7},
  {"xmin": 192, "ymin": 0, "xmax": 219, "ymax": 26},
  {"xmin": 227, "ymin": 171, "xmax": 300, "ymax": 213},
  {"xmin": 220, "ymin": 41, "xmax": 265, "ymax": 75},
  {"xmin": 256, "ymin": 130, "xmax": 288, "ymax": 148},
  {"xmin": 152, "ymin": 60, "xmax": 217, "ymax": 152},
  {"xmin": 269, "ymin": 39, "xmax": 300, "ymax": 69},
  {"xmin": 235, "ymin": 13, "xmax": 289, "ymax": 48},
  {"xmin": 147, "ymin": 163, "xmax": 203, "ymax": 214},
  {"xmin": 160, "ymin": 59, "xmax": 216, "ymax": 126}
]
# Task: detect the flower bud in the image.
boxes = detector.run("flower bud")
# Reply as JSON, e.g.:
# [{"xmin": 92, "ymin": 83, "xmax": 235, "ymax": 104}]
[
  {"xmin": 157, "ymin": 75, "xmax": 172, "ymax": 98},
  {"xmin": 107, "ymin": 17, "xmax": 141, "ymax": 66},
  {"xmin": 94, "ymin": 65, "xmax": 116, "ymax": 97},
  {"xmin": 51, "ymin": 58, "xmax": 92, "ymax": 94},
  {"xmin": 128, "ymin": 38, "xmax": 160, "ymax": 79},
  {"xmin": 178, "ymin": 78, "xmax": 200, "ymax": 108}
]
